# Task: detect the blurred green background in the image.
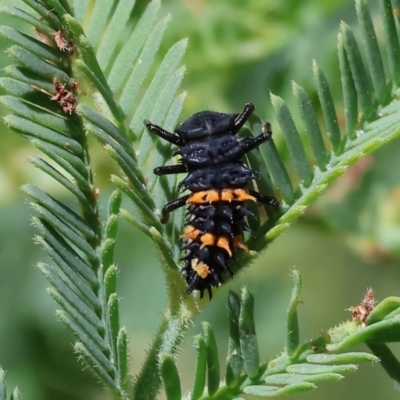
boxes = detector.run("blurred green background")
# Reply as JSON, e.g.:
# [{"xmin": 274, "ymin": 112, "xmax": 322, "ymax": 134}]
[{"xmin": 0, "ymin": 0, "xmax": 400, "ymax": 399}]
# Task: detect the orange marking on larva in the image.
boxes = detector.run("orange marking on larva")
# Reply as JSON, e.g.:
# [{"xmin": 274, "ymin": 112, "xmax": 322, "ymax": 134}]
[
  {"xmin": 205, "ymin": 190, "xmax": 220, "ymax": 203},
  {"xmin": 219, "ymin": 188, "xmax": 256, "ymax": 202},
  {"xmin": 216, "ymin": 236, "xmax": 232, "ymax": 257},
  {"xmin": 233, "ymin": 188, "xmax": 256, "ymax": 202},
  {"xmin": 187, "ymin": 190, "xmax": 219, "ymax": 204},
  {"xmin": 187, "ymin": 189, "xmax": 256, "ymax": 204},
  {"xmin": 220, "ymin": 189, "xmax": 235, "ymax": 202},
  {"xmin": 191, "ymin": 259, "xmax": 211, "ymax": 279},
  {"xmin": 187, "ymin": 191, "xmax": 206, "ymax": 204},
  {"xmin": 233, "ymin": 235, "xmax": 249, "ymax": 252},
  {"xmin": 200, "ymin": 233, "xmax": 216, "ymax": 248},
  {"xmin": 181, "ymin": 225, "xmax": 201, "ymax": 240}
]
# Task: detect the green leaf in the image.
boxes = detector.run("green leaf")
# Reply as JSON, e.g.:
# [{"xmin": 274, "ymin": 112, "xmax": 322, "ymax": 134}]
[
  {"xmin": 111, "ymin": 176, "xmax": 160, "ymax": 229},
  {"xmin": 48, "ymin": 287, "xmax": 107, "ymax": 351},
  {"xmin": 108, "ymin": 294, "xmax": 120, "ymax": 348},
  {"xmin": 292, "ymin": 82, "xmax": 328, "ymax": 169},
  {"xmin": 119, "ymin": 16, "xmax": 170, "ymax": 116},
  {"xmin": 250, "ymin": 118, "xmax": 294, "ymax": 204},
  {"xmin": 339, "ymin": 22, "xmax": 374, "ymax": 118},
  {"xmin": 384, "ymin": 307, "xmax": 400, "ymax": 320},
  {"xmin": 328, "ymin": 316, "xmax": 400, "ymax": 351},
  {"xmin": 286, "ymin": 363, "xmax": 358, "ymax": 375},
  {"xmin": 306, "ymin": 352, "xmax": 378, "ymax": 364},
  {"xmin": 75, "ymin": 59, "xmax": 120, "ymax": 118},
  {"xmin": 36, "ymin": 243, "xmax": 99, "ymax": 308},
  {"xmin": 33, "ymin": 222, "xmax": 98, "ymax": 287},
  {"xmin": 43, "ymin": 0, "xmax": 70, "ymax": 18},
  {"xmin": 379, "ymin": 0, "xmax": 400, "ymax": 84},
  {"xmin": 150, "ymin": 227, "xmax": 179, "ymax": 271},
  {"xmin": 252, "ymin": 97, "xmax": 400, "ymax": 251},
  {"xmin": 85, "ymin": 122, "xmax": 147, "ymax": 200},
  {"xmin": 22, "ymin": 184, "xmax": 95, "ymax": 240},
  {"xmin": 0, "ymin": 26, "xmax": 61, "ymax": 63},
  {"xmin": 102, "ymin": 238, "xmax": 117, "ymax": 273},
  {"xmin": 192, "ymin": 336, "xmax": 207, "ymax": 400},
  {"xmin": 96, "ymin": 0, "xmax": 137, "ymax": 71},
  {"xmin": 4, "ymin": 113, "xmax": 82, "ymax": 155},
  {"xmin": 59, "ymin": 311, "xmax": 114, "ymax": 374},
  {"xmin": 7, "ymin": 45, "xmax": 70, "ymax": 82},
  {"xmin": 85, "ymin": 2, "xmax": 115, "ymax": 48},
  {"xmin": 37, "ymin": 262, "xmax": 103, "ymax": 331},
  {"xmin": 20, "ymin": 0, "xmax": 61, "ymax": 29},
  {"xmin": 72, "ymin": 0, "xmax": 90, "ymax": 24},
  {"xmin": 245, "ymin": 142, "xmax": 275, "ymax": 205},
  {"xmin": 32, "ymin": 204, "xmax": 98, "ymax": 260},
  {"xmin": 337, "ymin": 33, "xmax": 358, "ymax": 139},
  {"xmin": 104, "ymin": 265, "xmax": 117, "ymax": 301},
  {"xmin": 28, "ymin": 157, "xmax": 90, "ymax": 207},
  {"xmin": 226, "ymin": 290, "xmax": 243, "ymax": 383},
  {"xmin": 152, "ymin": 91, "xmax": 187, "ymax": 213},
  {"xmin": 271, "ymin": 94, "xmax": 312, "ymax": 186},
  {"xmin": 78, "ymin": 104, "xmax": 135, "ymax": 154},
  {"xmin": 1, "ymin": 95, "xmax": 80, "ymax": 137},
  {"xmin": 0, "ymin": 0, "xmax": 184, "ymax": 397},
  {"xmin": 264, "ymin": 372, "xmax": 343, "ymax": 385},
  {"xmin": 74, "ymin": 342, "xmax": 119, "ymax": 391},
  {"xmin": 1, "ymin": 5, "xmax": 56, "ymax": 36},
  {"xmin": 135, "ymin": 39, "xmax": 187, "ymax": 155},
  {"xmin": 286, "ymin": 270, "xmax": 301, "ymax": 356},
  {"xmin": 312, "ymin": 61, "xmax": 342, "ymax": 153},
  {"xmin": 4, "ymin": 65, "xmax": 54, "ymax": 93},
  {"xmin": 355, "ymin": 0, "xmax": 387, "ymax": 104},
  {"xmin": 203, "ymin": 322, "xmax": 220, "ymax": 396},
  {"xmin": 239, "ymin": 288, "xmax": 260, "ymax": 380},
  {"xmin": 108, "ymin": 0, "xmax": 161, "ymax": 93},
  {"xmin": 117, "ymin": 328, "xmax": 129, "ymax": 387},
  {"xmin": 366, "ymin": 296, "xmax": 400, "ymax": 324},
  {"xmin": 138, "ymin": 65, "xmax": 186, "ymax": 174},
  {"xmin": 0, "ymin": 77, "xmax": 36, "ymax": 97},
  {"xmin": 244, "ymin": 382, "xmax": 316, "ymax": 397},
  {"xmin": 31, "ymin": 139, "xmax": 89, "ymax": 180},
  {"xmin": 160, "ymin": 354, "xmax": 182, "ymax": 400}
]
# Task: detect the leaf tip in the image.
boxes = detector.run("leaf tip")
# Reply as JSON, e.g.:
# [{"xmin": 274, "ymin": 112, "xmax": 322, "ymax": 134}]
[
  {"xmin": 181, "ymin": 37, "xmax": 189, "ymax": 47},
  {"xmin": 339, "ymin": 21, "xmax": 351, "ymax": 39},
  {"xmin": 270, "ymin": 93, "xmax": 284, "ymax": 109},
  {"xmin": 291, "ymin": 80, "xmax": 300, "ymax": 95},
  {"xmin": 311, "ymin": 59, "xmax": 319, "ymax": 73}
]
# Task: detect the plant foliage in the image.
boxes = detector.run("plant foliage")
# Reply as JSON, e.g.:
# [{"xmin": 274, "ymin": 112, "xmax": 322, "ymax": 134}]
[
  {"xmin": 0, "ymin": 0, "xmax": 399, "ymax": 399},
  {"xmin": 159, "ymin": 270, "xmax": 400, "ymax": 399}
]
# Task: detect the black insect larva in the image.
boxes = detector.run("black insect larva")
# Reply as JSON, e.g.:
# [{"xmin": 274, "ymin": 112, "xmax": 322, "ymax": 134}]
[{"xmin": 145, "ymin": 103, "xmax": 278, "ymax": 298}]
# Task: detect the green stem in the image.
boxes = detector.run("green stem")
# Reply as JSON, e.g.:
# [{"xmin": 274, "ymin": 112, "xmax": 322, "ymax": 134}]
[
  {"xmin": 133, "ymin": 306, "xmax": 199, "ymax": 400},
  {"xmin": 366, "ymin": 342, "xmax": 400, "ymax": 385}
]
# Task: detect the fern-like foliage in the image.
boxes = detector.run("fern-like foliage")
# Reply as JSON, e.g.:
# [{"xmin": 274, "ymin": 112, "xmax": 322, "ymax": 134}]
[
  {"xmin": 242, "ymin": 0, "xmax": 400, "ymax": 253},
  {"xmin": 0, "ymin": 2, "xmax": 131, "ymax": 398},
  {"xmin": 0, "ymin": 0, "xmax": 400, "ymax": 399},
  {"xmin": 0, "ymin": 0, "xmax": 185, "ymax": 398},
  {"xmin": 160, "ymin": 270, "xmax": 400, "ymax": 399}
]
